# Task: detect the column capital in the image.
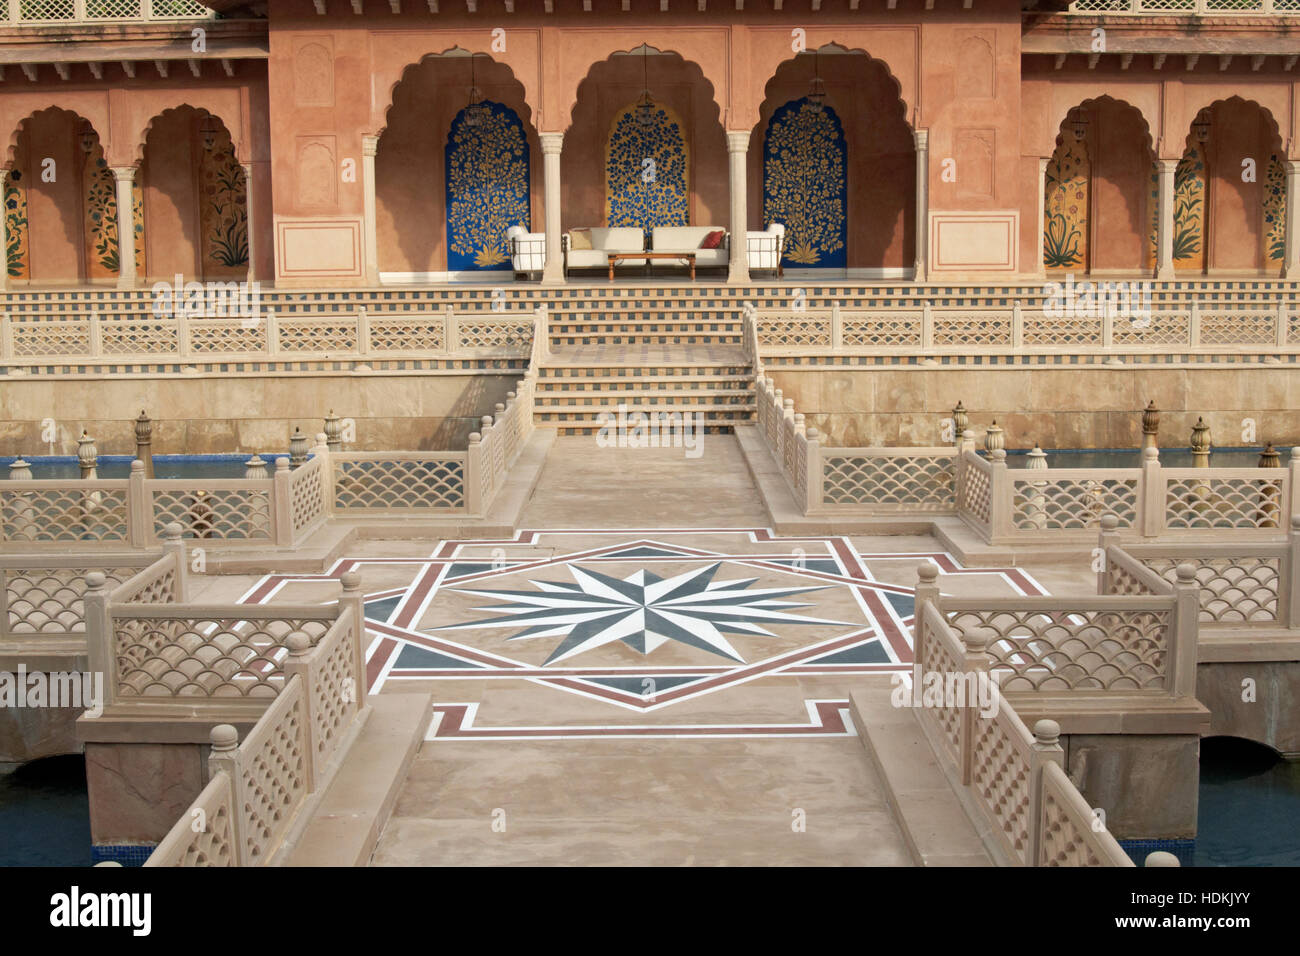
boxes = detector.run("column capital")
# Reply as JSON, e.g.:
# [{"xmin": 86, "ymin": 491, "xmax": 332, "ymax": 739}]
[
  {"xmin": 1156, "ymin": 158, "xmax": 1179, "ymax": 173},
  {"xmin": 110, "ymin": 165, "xmax": 138, "ymax": 183},
  {"xmin": 539, "ymin": 131, "xmax": 564, "ymax": 154},
  {"xmin": 1286, "ymin": 158, "xmax": 1300, "ymax": 173},
  {"xmin": 912, "ymin": 128, "xmax": 928, "ymax": 151},
  {"xmin": 362, "ymin": 134, "xmax": 380, "ymax": 157},
  {"xmin": 726, "ymin": 130, "xmax": 751, "ymax": 153}
]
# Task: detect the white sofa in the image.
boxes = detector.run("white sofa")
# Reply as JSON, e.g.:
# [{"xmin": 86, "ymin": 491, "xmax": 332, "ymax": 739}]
[
  {"xmin": 563, "ymin": 226, "xmax": 646, "ymax": 275},
  {"xmin": 746, "ymin": 223, "xmax": 785, "ymax": 277},
  {"xmin": 506, "ymin": 225, "xmax": 546, "ymax": 277},
  {"xmin": 650, "ymin": 225, "xmax": 729, "ymax": 270}
]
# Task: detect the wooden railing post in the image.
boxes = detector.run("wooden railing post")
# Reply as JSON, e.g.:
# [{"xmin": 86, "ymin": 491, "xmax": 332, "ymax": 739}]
[
  {"xmin": 1169, "ymin": 563, "xmax": 1201, "ymax": 698},
  {"xmin": 1029, "ymin": 719, "xmax": 1065, "ymax": 866},
  {"xmin": 340, "ymin": 571, "xmax": 368, "ymax": 710},
  {"xmin": 207, "ymin": 725, "xmax": 245, "ymax": 866},
  {"xmin": 1140, "ymin": 446, "xmax": 1164, "ymax": 538}
]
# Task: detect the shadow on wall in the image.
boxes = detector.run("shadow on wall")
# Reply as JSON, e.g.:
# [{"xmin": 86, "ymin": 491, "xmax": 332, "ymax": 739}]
[{"xmin": 423, "ymin": 375, "xmax": 520, "ymax": 450}]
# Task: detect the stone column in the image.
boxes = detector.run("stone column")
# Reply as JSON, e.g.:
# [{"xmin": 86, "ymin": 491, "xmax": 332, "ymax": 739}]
[
  {"xmin": 1283, "ymin": 159, "xmax": 1300, "ymax": 279},
  {"xmin": 112, "ymin": 166, "xmax": 138, "ymax": 289},
  {"xmin": 1156, "ymin": 158, "xmax": 1177, "ymax": 280},
  {"xmin": 1035, "ymin": 157, "xmax": 1049, "ymax": 280},
  {"xmin": 241, "ymin": 162, "xmax": 256, "ymax": 284},
  {"xmin": 362, "ymin": 135, "xmax": 380, "ymax": 286},
  {"xmin": 726, "ymin": 130, "xmax": 750, "ymax": 285},
  {"xmin": 913, "ymin": 129, "xmax": 929, "ymax": 283},
  {"xmin": 540, "ymin": 132, "xmax": 565, "ymax": 285}
]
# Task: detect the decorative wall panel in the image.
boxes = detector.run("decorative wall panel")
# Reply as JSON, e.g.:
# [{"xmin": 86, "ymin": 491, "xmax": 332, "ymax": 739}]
[
  {"xmin": 1043, "ymin": 134, "xmax": 1088, "ymax": 271},
  {"xmin": 605, "ymin": 100, "xmax": 689, "ymax": 238},
  {"xmin": 444, "ymin": 101, "xmax": 530, "ymax": 271},
  {"xmin": 763, "ymin": 98, "xmax": 847, "ymax": 269}
]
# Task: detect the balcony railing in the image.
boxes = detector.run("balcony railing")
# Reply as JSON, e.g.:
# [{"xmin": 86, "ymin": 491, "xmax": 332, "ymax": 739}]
[
  {"xmin": 6, "ymin": 0, "xmax": 213, "ymax": 25},
  {"xmin": 1068, "ymin": 0, "xmax": 1300, "ymax": 13}
]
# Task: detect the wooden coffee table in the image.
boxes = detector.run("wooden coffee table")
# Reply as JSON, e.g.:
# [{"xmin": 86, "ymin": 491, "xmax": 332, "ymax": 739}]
[{"xmin": 607, "ymin": 251, "xmax": 696, "ymax": 281}]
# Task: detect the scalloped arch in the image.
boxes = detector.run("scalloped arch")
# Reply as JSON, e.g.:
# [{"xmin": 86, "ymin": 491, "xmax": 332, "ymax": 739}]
[
  {"xmin": 754, "ymin": 45, "xmax": 912, "ymax": 136},
  {"xmin": 377, "ymin": 48, "xmax": 536, "ymax": 142},
  {"xmin": 564, "ymin": 44, "xmax": 725, "ymax": 135},
  {"xmin": 137, "ymin": 106, "xmax": 241, "ymax": 166},
  {"xmin": 6, "ymin": 106, "xmax": 104, "ymax": 169},
  {"xmin": 1181, "ymin": 95, "xmax": 1284, "ymax": 153},
  {"xmin": 1050, "ymin": 95, "xmax": 1156, "ymax": 160}
]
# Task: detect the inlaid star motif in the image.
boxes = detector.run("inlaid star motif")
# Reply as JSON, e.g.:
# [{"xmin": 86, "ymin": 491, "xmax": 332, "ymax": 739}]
[{"xmin": 436, "ymin": 562, "xmax": 850, "ymax": 665}]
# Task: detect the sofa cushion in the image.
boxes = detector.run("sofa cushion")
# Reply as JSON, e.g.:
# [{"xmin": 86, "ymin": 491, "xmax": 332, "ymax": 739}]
[
  {"xmin": 567, "ymin": 249, "xmax": 646, "ymax": 268},
  {"xmin": 569, "ymin": 228, "xmax": 592, "ymax": 250},
  {"xmin": 587, "ymin": 227, "xmax": 644, "ymax": 252},
  {"xmin": 700, "ymin": 229, "xmax": 725, "ymax": 249},
  {"xmin": 652, "ymin": 225, "xmax": 724, "ymax": 252}
]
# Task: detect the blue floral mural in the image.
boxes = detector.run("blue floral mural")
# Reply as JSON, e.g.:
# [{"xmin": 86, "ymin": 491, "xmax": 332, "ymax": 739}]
[
  {"xmin": 605, "ymin": 101, "xmax": 689, "ymax": 239},
  {"xmin": 763, "ymin": 98, "xmax": 847, "ymax": 269},
  {"xmin": 445, "ymin": 101, "xmax": 531, "ymax": 271}
]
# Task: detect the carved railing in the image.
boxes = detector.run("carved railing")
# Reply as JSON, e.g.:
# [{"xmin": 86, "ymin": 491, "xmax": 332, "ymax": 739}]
[
  {"xmin": 4, "ymin": 0, "xmax": 213, "ymax": 24},
  {"xmin": 1067, "ymin": 0, "xmax": 1300, "ymax": 14},
  {"xmin": 756, "ymin": 300, "xmax": 1296, "ymax": 357},
  {"xmin": 143, "ymin": 576, "xmax": 367, "ymax": 866},
  {"xmin": 911, "ymin": 567, "xmax": 1134, "ymax": 866},
  {"xmin": 0, "ymin": 308, "xmax": 532, "ymax": 369}
]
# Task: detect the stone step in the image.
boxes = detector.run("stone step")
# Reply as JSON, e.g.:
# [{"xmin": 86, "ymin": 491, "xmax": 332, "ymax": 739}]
[
  {"xmin": 537, "ymin": 385, "xmax": 752, "ymax": 399},
  {"xmin": 536, "ymin": 372, "xmax": 753, "ymax": 385},
  {"xmin": 536, "ymin": 394, "xmax": 753, "ymax": 409},
  {"xmin": 535, "ymin": 401, "xmax": 757, "ymax": 415}
]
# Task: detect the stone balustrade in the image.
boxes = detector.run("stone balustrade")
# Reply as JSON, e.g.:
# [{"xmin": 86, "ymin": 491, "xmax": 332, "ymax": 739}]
[
  {"xmin": 142, "ymin": 575, "xmax": 368, "ymax": 866},
  {"xmin": 1067, "ymin": 0, "xmax": 1300, "ymax": 13}
]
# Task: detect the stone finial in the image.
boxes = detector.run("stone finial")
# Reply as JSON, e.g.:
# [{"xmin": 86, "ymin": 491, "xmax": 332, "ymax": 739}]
[
  {"xmin": 1144, "ymin": 851, "xmax": 1181, "ymax": 867},
  {"xmin": 340, "ymin": 571, "xmax": 362, "ymax": 596},
  {"xmin": 1141, "ymin": 400, "xmax": 1160, "ymax": 450},
  {"xmin": 210, "ymin": 724, "xmax": 239, "ymax": 751},
  {"xmin": 965, "ymin": 626, "xmax": 996, "ymax": 654},
  {"xmin": 315, "ymin": 432, "xmax": 329, "ymax": 450},
  {"xmin": 289, "ymin": 427, "xmax": 309, "ymax": 467},
  {"xmin": 917, "ymin": 563, "xmax": 938, "ymax": 585},
  {"xmin": 84, "ymin": 571, "xmax": 107, "ymax": 591},
  {"xmin": 8, "ymin": 456, "xmax": 32, "ymax": 481},
  {"xmin": 1259, "ymin": 442, "xmax": 1281, "ymax": 468},
  {"xmin": 130, "ymin": 459, "xmax": 144, "ymax": 474},
  {"xmin": 275, "ymin": 457, "xmax": 289, "ymax": 473},
  {"xmin": 1142, "ymin": 445, "xmax": 1160, "ymax": 463},
  {"xmin": 984, "ymin": 420, "xmax": 1005, "ymax": 453},
  {"xmin": 163, "ymin": 521, "xmax": 183, "ymax": 543},
  {"xmin": 324, "ymin": 410, "xmax": 342, "ymax": 449},
  {"xmin": 1026, "ymin": 443, "xmax": 1048, "ymax": 470},
  {"xmin": 1291, "ymin": 514, "xmax": 1300, "ymax": 532},
  {"xmin": 990, "ymin": 448, "xmax": 1007, "ymax": 463},
  {"xmin": 952, "ymin": 400, "xmax": 968, "ymax": 437},
  {"xmin": 1175, "ymin": 563, "xmax": 1198, "ymax": 585},
  {"xmin": 134, "ymin": 409, "xmax": 152, "ymax": 443},
  {"xmin": 244, "ymin": 455, "xmax": 269, "ymax": 480},
  {"xmin": 1190, "ymin": 416, "xmax": 1212, "ymax": 455},
  {"xmin": 1032, "ymin": 719, "xmax": 1061, "ymax": 747},
  {"xmin": 806, "ymin": 427, "xmax": 820, "ymax": 442},
  {"xmin": 286, "ymin": 631, "xmax": 311, "ymax": 657},
  {"xmin": 77, "ymin": 430, "xmax": 98, "ymax": 469},
  {"xmin": 1100, "ymin": 513, "xmax": 1120, "ymax": 532}
]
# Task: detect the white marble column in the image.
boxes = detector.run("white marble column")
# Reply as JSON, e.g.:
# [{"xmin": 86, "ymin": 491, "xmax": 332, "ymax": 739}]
[
  {"xmin": 726, "ymin": 130, "xmax": 750, "ymax": 285},
  {"xmin": 540, "ymin": 132, "xmax": 564, "ymax": 285},
  {"xmin": 1035, "ymin": 157, "xmax": 1049, "ymax": 280},
  {"xmin": 241, "ymin": 162, "xmax": 256, "ymax": 284},
  {"xmin": 913, "ymin": 129, "xmax": 929, "ymax": 284},
  {"xmin": 362, "ymin": 135, "xmax": 380, "ymax": 286},
  {"xmin": 112, "ymin": 166, "xmax": 138, "ymax": 289},
  {"xmin": 1283, "ymin": 159, "xmax": 1300, "ymax": 279},
  {"xmin": 1156, "ymin": 158, "xmax": 1177, "ymax": 280}
]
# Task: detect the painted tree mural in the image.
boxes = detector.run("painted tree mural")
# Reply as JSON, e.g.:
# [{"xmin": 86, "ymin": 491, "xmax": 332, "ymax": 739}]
[
  {"xmin": 763, "ymin": 98, "xmax": 847, "ymax": 268},
  {"xmin": 199, "ymin": 129, "xmax": 249, "ymax": 274},
  {"xmin": 605, "ymin": 101, "xmax": 689, "ymax": 240},
  {"xmin": 445, "ymin": 101, "xmax": 531, "ymax": 271},
  {"xmin": 1043, "ymin": 133, "xmax": 1089, "ymax": 270}
]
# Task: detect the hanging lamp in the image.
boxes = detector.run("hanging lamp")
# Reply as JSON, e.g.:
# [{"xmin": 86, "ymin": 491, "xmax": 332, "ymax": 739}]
[
  {"xmin": 806, "ymin": 49, "xmax": 827, "ymax": 113},
  {"xmin": 636, "ymin": 45, "xmax": 655, "ymax": 127},
  {"xmin": 464, "ymin": 53, "xmax": 490, "ymax": 128}
]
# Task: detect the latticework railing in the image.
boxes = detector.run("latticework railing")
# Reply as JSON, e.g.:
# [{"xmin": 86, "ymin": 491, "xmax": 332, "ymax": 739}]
[
  {"xmin": 6, "ymin": 0, "xmax": 213, "ymax": 24},
  {"xmin": 0, "ymin": 308, "xmax": 532, "ymax": 369},
  {"xmin": 755, "ymin": 299, "xmax": 1296, "ymax": 358},
  {"xmin": 910, "ymin": 567, "xmax": 1134, "ymax": 867},
  {"xmin": 1067, "ymin": 0, "xmax": 1300, "ymax": 14}
]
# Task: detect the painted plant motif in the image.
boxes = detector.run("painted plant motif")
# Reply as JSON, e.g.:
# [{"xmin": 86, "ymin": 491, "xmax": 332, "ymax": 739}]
[
  {"xmin": 1043, "ymin": 133, "xmax": 1088, "ymax": 270},
  {"xmin": 1173, "ymin": 144, "xmax": 1205, "ymax": 269},
  {"xmin": 84, "ymin": 149, "xmax": 121, "ymax": 277},
  {"xmin": 446, "ymin": 101, "xmax": 530, "ymax": 271},
  {"xmin": 1264, "ymin": 153, "xmax": 1287, "ymax": 263},
  {"xmin": 763, "ymin": 98, "xmax": 847, "ymax": 268},
  {"xmin": 5, "ymin": 167, "xmax": 28, "ymax": 279},
  {"xmin": 605, "ymin": 101, "xmax": 689, "ymax": 241},
  {"xmin": 199, "ymin": 131, "xmax": 249, "ymax": 272}
]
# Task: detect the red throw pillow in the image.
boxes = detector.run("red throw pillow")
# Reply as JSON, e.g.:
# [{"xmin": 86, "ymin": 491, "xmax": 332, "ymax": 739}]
[{"xmin": 699, "ymin": 230, "xmax": 725, "ymax": 250}]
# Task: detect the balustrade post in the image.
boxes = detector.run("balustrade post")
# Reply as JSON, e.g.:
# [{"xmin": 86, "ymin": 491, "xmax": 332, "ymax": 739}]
[
  {"xmin": 466, "ymin": 431, "xmax": 484, "ymax": 516},
  {"xmin": 921, "ymin": 302, "xmax": 934, "ymax": 353},
  {"xmin": 1277, "ymin": 297, "xmax": 1288, "ymax": 349},
  {"xmin": 206, "ymin": 725, "xmax": 245, "ymax": 866},
  {"xmin": 1097, "ymin": 513, "xmax": 1121, "ymax": 594},
  {"xmin": 958, "ymin": 625, "xmax": 994, "ymax": 786},
  {"xmin": 282, "ymin": 632, "xmax": 319, "ymax": 789},
  {"xmin": 339, "ymin": 570, "xmax": 368, "ymax": 710},
  {"xmin": 1285, "ymin": 515, "xmax": 1300, "ymax": 629},
  {"xmin": 1140, "ymin": 446, "xmax": 1164, "ymax": 538},
  {"xmin": 1169, "ymin": 563, "xmax": 1201, "ymax": 698},
  {"xmin": 1102, "ymin": 306, "xmax": 1115, "ymax": 351},
  {"xmin": 83, "ymin": 572, "xmax": 115, "ymax": 713},
  {"xmin": 127, "ymin": 459, "xmax": 151, "ymax": 547},
  {"xmin": 535, "ymin": 304, "xmax": 550, "ymax": 362},
  {"xmin": 1029, "ymin": 719, "xmax": 1066, "ymax": 866},
  {"xmin": 1287, "ymin": 446, "xmax": 1300, "ymax": 529},
  {"xmin": 804, "ymin": 427, "xmax": 822, "ymax": 513},
  {"xmin": 89, "ymin": 310, "xmax": 103, "ymax": 357},
  {"xmin": 272, "ymin": 457, "xmax": 293, "ymax": 546},
  {"xmin": 1189, "ymin": 299, "xmax": 1202, "ymax": 349},
  {"xmin": 444, "ymin": 305, "xmax": 457, "ymax": 356},
  {"xmin": 356, "ymin": 306, "xmax": 371, "ymax": 356},
  {"xmin": 163, "ymin": 521, "xmax": 189, "ymax": 601},
  {"xmin": 913, "ymin": 563, "xmax": 940, "ymax": 710},
  {"xmin": 313, "ymin": 433, "xmax": 334, "ymax": 514},
  {"xmin": 176, "ymin": 310, "xmax": 190, "ymax": 361},
  {"xmin": 0, "ymin": 312, "xmax": 11, "ymax": 361},
  {"xmin": 266, "ymin": 307, "xmax": 279, "ymax": 357},
  {"xmin": 988, "ymin": 448, "xmax": 1012, "ymax": 543},
  {"xmin": 831, "ymin": 302, "xmax": 843, "ymax": 351},
  {"xmin": 1011, "ymin": 301, "xmax": 1024, "ymax": 352}
]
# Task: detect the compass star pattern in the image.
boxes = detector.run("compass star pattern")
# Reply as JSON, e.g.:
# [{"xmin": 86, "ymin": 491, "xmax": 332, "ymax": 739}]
[{"xmin": 437, "ymin": 562, "xmax": 851, "ymax": 665}]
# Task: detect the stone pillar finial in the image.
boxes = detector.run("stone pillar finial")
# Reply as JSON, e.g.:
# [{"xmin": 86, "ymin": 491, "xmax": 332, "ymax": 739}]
[
  {"xmin": 952, "ymin": 400, "xmax": 968, "ymax": 439},
  {"xmin": 244, "ymin": 455, "xmax": 269, "ymax": 480},
  {"xmin": 983, "ymin": 420, "xmax": 1004, "ymax": 454},
  {"xmin": 289, "ymin": 427, "xmax": 309, "ymax": 467},
  {"xmin": 134, "ymin": 410, "xmax": 155, "ymax": 479},
  {"xmin": 1026, "ymin": 443, "xmax": 1048, "ymax": 470},
  {"xmin": 1141, "ymin": 400, "xmax": 1160, "ymax": 452},
  {"xmin": 1190, "ymin": 416, "xmax": 1212, "ymax": 469},
  {"xmin": 1259, "ymin": 442, "xmax": 1281, "ymax": 468},
  {"xmin": 324, "ymin": 410, "xmax": 342, "ymax": 450},
  {"xmin": 9, "ymin": 456, "xmax": 32, "ymax": 481}
]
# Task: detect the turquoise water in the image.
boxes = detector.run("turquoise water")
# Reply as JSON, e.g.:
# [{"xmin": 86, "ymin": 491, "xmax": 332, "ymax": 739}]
[
  {"xmin": 0, "ymin": 454, "xmax": 292, "ymax": 480},
  {"xmin": 1194, "ymin": 738, "xmax": 1300, "ymax": 866},
  {"xmin": 0, "ymin": 756, "xmax": 91, "ymax": 867}
]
